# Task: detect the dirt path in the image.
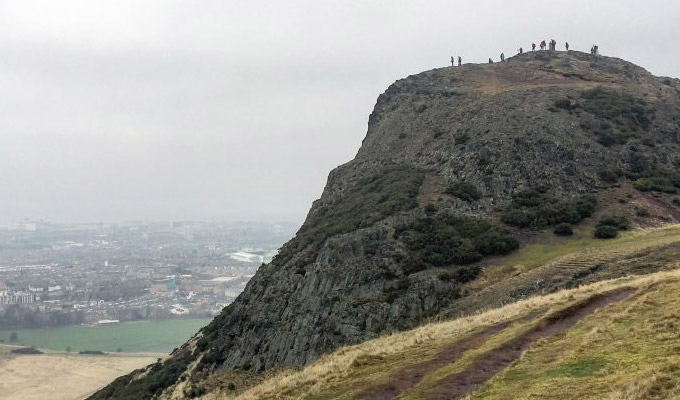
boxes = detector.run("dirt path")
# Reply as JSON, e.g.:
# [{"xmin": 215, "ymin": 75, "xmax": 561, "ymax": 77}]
[
  {"xmin": 360, "ymin": 312, "xmax": 542, "ymax": 400},
  {"xmin": 427, "ymin": 287, "xmax": 635, "ymax": 400}
]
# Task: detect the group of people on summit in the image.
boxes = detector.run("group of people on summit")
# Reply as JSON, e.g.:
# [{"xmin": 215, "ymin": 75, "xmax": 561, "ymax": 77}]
[{"xmin": 450, "ymin": 40, "xmax": 600, "ymax": 66}]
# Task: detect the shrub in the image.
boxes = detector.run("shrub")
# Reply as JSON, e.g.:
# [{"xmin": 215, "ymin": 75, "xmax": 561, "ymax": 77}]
[
  {"xmin": 598, "ymin": 169, "xmax": 620, "ymax": 184},
  {"xmin": 424, "ymin": 203, "xmax": 437, "ymax": 215},
  {"xmin": 445, "ymin": 182, "xmax": 482, "ymax": 202},
  {"xmin": 594, "ymin": 225, "xmax": 619, "ymax": 239},
  {"xmin": 597, "ymin": 215, "xmax": 631, "ymax": 230},
  {"xmin": 454, "ymin": 265, "xmax": 482, "ymax": 283},
  {"xmin": 473, "ymin": 227, "xmax": 520, "ymax": 256},
  {"xmin": 501, "ymin": 209, "xmax": 535, "ymax": 228},
  {"xmin": 635, "ymin": 207, "xmax": 650, "ymax": 217},
  {"xmin": 554, "ymin": 223, "xmax": 574, "ymax": 236}
]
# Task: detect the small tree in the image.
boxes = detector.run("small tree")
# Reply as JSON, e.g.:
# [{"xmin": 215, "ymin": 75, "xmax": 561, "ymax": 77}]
[{"xmin": 9, "ymin": 332, "xmax": 18, "ymax": 342}]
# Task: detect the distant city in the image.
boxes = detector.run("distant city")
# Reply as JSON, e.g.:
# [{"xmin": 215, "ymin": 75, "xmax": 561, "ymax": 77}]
[{"xmin": 0, "ymin": 219, "xmax": 298, "ymax": 331}]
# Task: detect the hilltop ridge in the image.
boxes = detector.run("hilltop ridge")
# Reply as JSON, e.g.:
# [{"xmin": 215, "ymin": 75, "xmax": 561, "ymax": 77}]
[{"xmin": 91, "ymin": 51, "xmax": 680, "ymax": 399}]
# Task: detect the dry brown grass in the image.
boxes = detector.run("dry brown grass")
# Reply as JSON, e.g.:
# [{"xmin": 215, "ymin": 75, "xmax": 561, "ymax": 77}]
[{"xmin": 0, "ymin": 351, "xmax": 158, "ymax": 400}]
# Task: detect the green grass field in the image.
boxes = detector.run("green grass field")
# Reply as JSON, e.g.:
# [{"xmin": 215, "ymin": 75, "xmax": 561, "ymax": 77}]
[{"xmin": 0, "ymin": 318, "xmax": 212, "ymax": 353}]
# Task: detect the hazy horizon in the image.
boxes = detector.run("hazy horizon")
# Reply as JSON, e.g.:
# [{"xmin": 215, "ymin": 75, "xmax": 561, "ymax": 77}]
[{"xmin": 2, "ymin": 0, "xmax": 679, "ymax": 225}]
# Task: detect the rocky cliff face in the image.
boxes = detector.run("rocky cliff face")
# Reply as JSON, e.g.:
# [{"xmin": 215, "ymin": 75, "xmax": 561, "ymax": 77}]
[{"xmin": 91, "ymin": 51, "xmax": 680, "ymax": 399}]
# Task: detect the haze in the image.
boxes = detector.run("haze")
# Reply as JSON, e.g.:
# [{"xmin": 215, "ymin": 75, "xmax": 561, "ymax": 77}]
[{"xmin": 1, "ymin": 0, "xmax": 678, "ymax": 224}]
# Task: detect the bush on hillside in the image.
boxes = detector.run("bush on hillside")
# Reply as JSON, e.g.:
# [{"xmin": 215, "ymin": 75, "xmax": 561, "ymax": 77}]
[
  {"xmin": 635, "ymin": 207, "xmax": 650, "ymax": 217},
  {"xmin": 445, "ymin": 182, "xmax": 482, "ymax": 202},
  {"xmin": 501, "ymin": 190, "xmax": 597, "ymax": 229},
  {"xmin": 597, "ymin": 215, "xmax": 631, "ymax": 230},
  {"xmin": 598, "ymin": 169, "xmax": 621, "ymax": 184},
  {"xmin": 553, "ymin": 223, "xmax": 574, "ymax": 236},
  {"xmin": 500, "ymin": 209, "xmax": 536, "ymax": 228},
  {"xmin": 594, "ymin": 225, "xmax": 619, "ymax": 239},
  {"xmin": 453, "ymin": 264, "xmax": 482, "ymax": 283}
]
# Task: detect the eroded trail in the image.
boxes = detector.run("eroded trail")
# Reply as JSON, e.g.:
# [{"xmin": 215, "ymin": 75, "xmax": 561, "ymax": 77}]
[
  {"xmin": 427, "ymin": 287, "xmax": 635, "ymax": 400},
  {"xmin": 361, "ymin": 312, "xmax": 542, "ymax": 400}
]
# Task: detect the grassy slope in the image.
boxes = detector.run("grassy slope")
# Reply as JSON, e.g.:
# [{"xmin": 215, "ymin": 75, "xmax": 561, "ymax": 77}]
[{"xmin": 206, "ymin": 224, "xmax": 680, "ymax": 400}]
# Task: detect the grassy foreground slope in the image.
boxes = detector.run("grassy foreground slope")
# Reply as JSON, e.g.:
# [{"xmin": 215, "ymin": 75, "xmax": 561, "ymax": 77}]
[{"xmin": 209, "ymin": 226, "xmax": 680, "ymax": 400}]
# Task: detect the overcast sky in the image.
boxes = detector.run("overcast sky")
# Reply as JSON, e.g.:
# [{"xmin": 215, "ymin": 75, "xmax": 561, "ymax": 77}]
[{"xmin": 1, "ymin": 1, "xmax": 678, "ymax": 225}]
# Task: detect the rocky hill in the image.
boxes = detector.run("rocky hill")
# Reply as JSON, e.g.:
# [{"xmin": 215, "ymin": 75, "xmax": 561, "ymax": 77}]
[
  {"xmin": 90, "ymin": 51, "xmax": 680, "ymax": 399},
  {"xmin": 227, "ymin": 227, "xmax": 680, "ymax": 400}
]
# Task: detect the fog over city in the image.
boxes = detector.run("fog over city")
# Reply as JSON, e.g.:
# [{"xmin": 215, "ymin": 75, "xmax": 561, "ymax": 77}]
[{"xmin": 1, "ymin": 0, "xmax": 678, "ymax": 224}]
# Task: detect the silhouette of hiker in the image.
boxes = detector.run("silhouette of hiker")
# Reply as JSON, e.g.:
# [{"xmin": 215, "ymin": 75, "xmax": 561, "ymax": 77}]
[
  {"xmin": 489, "ymin": 58, "xmax": 493, "ymax": 64},
  {"xmin": 540, "ymin": 40, "xmax": 546, "ymax": 50},
  {"xmin": 532, "ymin": 43, "xmax": 536, "ymax": 51},
  {"xmin": 500, "ymin": 53, "xmax": 505, "ymax": 62},
  {"xmin": 458, "ymin": 56, "xmax": 462, "ymax": 66},
  {"xmin": 518, "ymin": 47, "xmax": 523, "ymax": 55},
  {"xmin": 549, "ymin": 39, "xmax": 557, "ymax": 51},
  {"xmin": 565, "ymin": 42, "xmax": 570, "ymax": 51},
  {"xmin": 594, "ymin": 45, "xmax": 599, "ymax": 55},
  {"xmin": 451, "ymin": 56, "xmax": 455, "ymax": 67}
]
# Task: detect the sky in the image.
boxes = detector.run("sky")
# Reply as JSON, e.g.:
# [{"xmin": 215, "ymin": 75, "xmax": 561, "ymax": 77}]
[{"xmin": 1, "ymin": 0, "xmax": 678, "ymax": 225}]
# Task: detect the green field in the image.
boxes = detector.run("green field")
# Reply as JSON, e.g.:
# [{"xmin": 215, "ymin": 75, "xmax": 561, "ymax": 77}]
[{"xmin": 0, "ymin": 318, "xmax": 212, "ymax": 353}]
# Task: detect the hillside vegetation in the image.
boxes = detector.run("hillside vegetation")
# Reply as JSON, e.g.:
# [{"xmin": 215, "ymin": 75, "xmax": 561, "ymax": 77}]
[{"xmin": 214, "ymin": 225, "xmax": 680, "ymax": 399}]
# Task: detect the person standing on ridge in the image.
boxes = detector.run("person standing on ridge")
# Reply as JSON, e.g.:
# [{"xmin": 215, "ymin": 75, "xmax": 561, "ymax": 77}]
[
  {"xmin": 518, "ymin": 47, "xmax": 523, "ymax": 55},
  {"xmin": 540, "ymin": 40, "xmax": 546, "ymax": 50},
  {"xmin": 451, "ymin": 56, "xmax": 455, "ymax": 67},
  {"xmin": 458, "ymin": 56, "xmax": 462, "ymax": 66},
  {"xmin": 565, "ymin": 42, "xmax": 570, "ymax": 51},
  {"xmin": 532, "ymin": 43, "xmax": 536, "ymax": 51},
  {"xmin": 489, "ymin": 58, "xmax": 493, "ymax": 64},
  {"xmin": 500, "ymin": 53, "xmax": 505, "ymax": 62}
]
